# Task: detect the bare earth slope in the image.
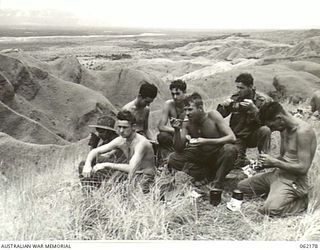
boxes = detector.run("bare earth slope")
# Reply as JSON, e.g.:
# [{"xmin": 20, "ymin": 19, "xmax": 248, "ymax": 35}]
[
  {"xmin": 0, "ymin": 101, "xmax": 67, "ymax": 145},
  {"xmin": 0, "ymin": 53, "xmax": 117, "ymax": 142},
  {"xmin": 47, "ymin": 55, "xmax": 170, "ymax": 110},
  {"xmin": 79, "ymin": 67, "xmax": 170, "ymax": 110},
  {"xmin": 6, "ymin": 52, "xmax": 169, "ymax": 110}
]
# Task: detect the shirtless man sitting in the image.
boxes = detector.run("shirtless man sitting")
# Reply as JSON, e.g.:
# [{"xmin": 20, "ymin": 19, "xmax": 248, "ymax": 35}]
[
  {"xmin": 168, "ymin": 92, "xmax": 238, "ymax": 188},
  {"xmin": 157, "ymin": 79, "xmax": 187, "ymax": 163},
  {"xmin": 238, "ymin": 102, "xmax": 317, "ymax": 217},
  {"xmin": 122, "ymin": 81, "xmax": 158, "ymax": 140},
  {"xmin": 82, "ymin": 110, "xmax": 156, "ymax": 193}
]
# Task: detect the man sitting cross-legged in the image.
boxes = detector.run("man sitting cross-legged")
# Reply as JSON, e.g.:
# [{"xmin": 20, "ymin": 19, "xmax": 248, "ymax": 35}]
[
  {"xmin": 81, "ymin": 110, "xmax": 156, "ymax": 194},
  {"xmin": 238, "ymin": 102, "xmax": 317, "ymax": 217},
  {"xmin": 167, "ymin": 92, "xmax": 238, "ymax": 189}
]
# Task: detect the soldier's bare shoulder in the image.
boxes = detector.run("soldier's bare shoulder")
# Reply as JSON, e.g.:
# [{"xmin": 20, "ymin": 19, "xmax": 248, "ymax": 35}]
[
  {"xmin": 113, "ymin": 136, "xmax": 126, "ymax": 147},
  {"xmin": 166, "ymin": 99, "xmax": 175, "ymax": 107},
  {"xmin": 207, "ymin": 110, "xmax": 222, "ymax": 120},
  {"xmin": 136, "ymin": 134, "xmax": 153, "ymax": 149},
  {"xmin": 296, "ymin": 119, "xmax": 316, "ymax": 137}
]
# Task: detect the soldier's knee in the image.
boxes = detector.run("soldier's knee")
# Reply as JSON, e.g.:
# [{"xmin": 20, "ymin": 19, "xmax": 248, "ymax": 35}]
[
  {"xmin": 223, "ymin": 144, "xmax": 238, "ymax": 157},
  {"xmin": 168, "ymin": 152, "xmax": 184, "ymax": 171},
  {"xmin": 157, "ymin": 132, "xmax": 172, "ymax": 145},
  {"xmin": 258, "ymin": 126, "xmax": 271, "ymax": 137},
  {"xmin": 237, "ymin": 179, "xmax": 249, "ymax": 193},
  {"xmin": 263, "ymin": 200, "xmax": 284, "ymax": 217}
]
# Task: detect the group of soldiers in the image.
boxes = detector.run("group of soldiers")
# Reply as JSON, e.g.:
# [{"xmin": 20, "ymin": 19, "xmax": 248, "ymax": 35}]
[{"xmin": 80, "ymin": 73, "xmax": 317, "ymax": 217}]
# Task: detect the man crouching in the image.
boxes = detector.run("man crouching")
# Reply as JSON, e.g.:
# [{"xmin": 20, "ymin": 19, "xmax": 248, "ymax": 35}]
[
  {"xmin": 81, "ymin": 110, "xmax": 156, "ymax": 194},
  {"xmin": 168, "ymin": 92, "xmax": 238, "ymax": 189},
  {"xmin": 238, "ymin": 102, "xmax": 317, "ymax": 217}
]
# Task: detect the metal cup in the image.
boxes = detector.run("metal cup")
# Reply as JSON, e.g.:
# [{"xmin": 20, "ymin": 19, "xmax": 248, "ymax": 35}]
[
  {"xmin": 209, "ymin": 188, "xmax": 223, "ymax": 206},
  {"xmin": 226, "ymin": 189, "xmax": 244, "ymax": 211},
  {"xmin": 232, "ymin": 189, "xmax": 244, "ymax": 201}
]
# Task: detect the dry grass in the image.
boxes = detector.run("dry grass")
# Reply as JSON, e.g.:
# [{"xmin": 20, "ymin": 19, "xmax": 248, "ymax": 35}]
[{"xmin": 0, "ymin": 103, "xmax": 319, "ymax": 241}]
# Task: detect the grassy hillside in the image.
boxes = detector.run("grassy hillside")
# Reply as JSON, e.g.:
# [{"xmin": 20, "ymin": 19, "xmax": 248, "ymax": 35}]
[{"xmin": 0, "ymin": 103, "xmax": 319, "ymax": 240}]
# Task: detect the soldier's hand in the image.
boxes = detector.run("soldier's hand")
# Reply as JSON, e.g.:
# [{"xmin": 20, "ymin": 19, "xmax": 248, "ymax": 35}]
[
  {"xmin": 92, "ymin": 163, "xmax": 106, "ymax": 172},
  {"xmin": 170, "ymin": 117, "xmax": 182, "ymax": 130},
  {"xmin": 259, "ymin": 154, "xmax": 276, "ymax": 168},
  {"xmin": 240, "ymin": 99, "xmax": 258, "ymax": 112},
  {"xmin": 189, "ymin": 138, "xmax": 206, "ymax": 146},
  {"xmin": 221, "ymin": 98, "xmax": 233, "ymax": 107},
  {"xmin": 82, "ymin": 163, "xmax": 92, "ymax": 178}
]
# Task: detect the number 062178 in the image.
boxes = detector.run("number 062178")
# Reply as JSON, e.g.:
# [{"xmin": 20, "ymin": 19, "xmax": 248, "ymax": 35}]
[{"xmin": 300, "ymin": 244, "xmax": 318, "ymax": 249}]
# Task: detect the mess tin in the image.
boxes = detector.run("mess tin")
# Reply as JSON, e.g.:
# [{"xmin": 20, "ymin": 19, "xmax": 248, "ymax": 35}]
[
  {"xmin": 232, "ymin": 189, "xmax": 244, "ymax": 200},
  {"xmin": 209, "ymin": 188, "xmax": 223, "ymax": 206}
]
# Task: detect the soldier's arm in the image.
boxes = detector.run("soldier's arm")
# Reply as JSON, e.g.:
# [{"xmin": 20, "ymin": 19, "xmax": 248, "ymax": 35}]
[
  {"xmin": 172, "ymin": 120, "xmax": 188, "ymax": 152},
  {"xmin": 158, "ymin": 101, "xmax": 175, "ymax": 133},
  {"xmin": 217, "ymin": 95, "xmax": 236, "ymax": 118},
  {"xmin": 247, "ymin": 94, "xmax": 272, "ymax": 124},
  {"xmin": 127, "ymin": 141, "xmax": 148, "ymax": 181},
  {"xmin": 216, "ymin": 103, "xmax": 231, "ymax": 118},
  {"xmin": 279, "ymin": 132, "xmax": 285, "ymax": 158},
  {"xmin": 268, "ymin": 128, "xmax": 316, "ymax": 175},
  {"xmin": 93, "ymin": 140, "xmax": 147, "ymax": 182},
  {"xmin": 144, "ymin": 108, "xmax": 152, "ymax": 139},
  {"xmin": 82, "ymin": 137, "xmax": 120, "ymax": 177}
]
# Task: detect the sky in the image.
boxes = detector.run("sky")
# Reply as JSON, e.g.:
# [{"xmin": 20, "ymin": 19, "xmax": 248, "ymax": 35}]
[{"xmin": 0, "ymin": 0, "xmax": 319, "ymax": 29}]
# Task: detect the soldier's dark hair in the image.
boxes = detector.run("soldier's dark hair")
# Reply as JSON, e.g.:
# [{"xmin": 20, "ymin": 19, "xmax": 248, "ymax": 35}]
[
  {"xmin": 259, "ymin": 102, "xmax": 285, "ymax": 124},
  {"xmin": 235, "ymin": 73, "xmax": 254, "ymax": 87},
  {"xmin": 184, "ymin": 92, "xmax": 203, "ymax": 109},
  {"xmin": 117, "ymin": 110, "xmax": 136, "ymax": 125},
  {"xmin": 139, "ymin": 81, "xmax": 158, "ymax": 99},
  {"xmin": 170, "ymin": 79, "xmax": 187, "ymax": 92}
]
